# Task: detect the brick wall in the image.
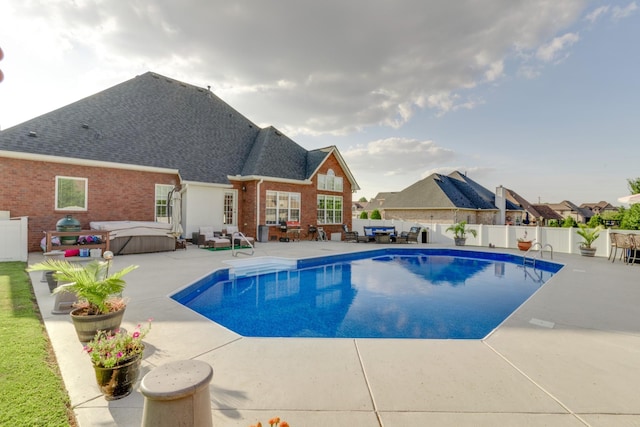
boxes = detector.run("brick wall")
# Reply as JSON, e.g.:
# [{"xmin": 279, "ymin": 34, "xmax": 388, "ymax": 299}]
[
  {"xmin": 237, "ymin": 152, "xmax": 354, "ymax": 241},
  {"xmin": 1, "ymin": 157, "xmax": 178, "ymax": 251}
]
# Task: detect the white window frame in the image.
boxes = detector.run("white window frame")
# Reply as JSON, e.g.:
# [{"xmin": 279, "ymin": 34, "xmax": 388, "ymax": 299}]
[
  {"xmin": 55, "ymin": 176, "xmax": 88, "ymax": 211},
  {"xmin": 223, "ymin": 191, "xmax": 236, "ymax": 225},
  {"xmin": 155, "ymin": 184, "xmax": 173, "ymax": 223},
  {"xmin": 265, "ymin": 191, "xmax": 301, "ymax": 225},
  {"xmin": 317, "ymin": 169, "xmax": 343, "ymax": 192},
  {"xmin": 317, "ymin": 194, "xmax": 343, "ymax": 224}
]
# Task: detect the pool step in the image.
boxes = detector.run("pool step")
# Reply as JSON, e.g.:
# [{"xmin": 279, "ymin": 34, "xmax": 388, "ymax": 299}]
[{"xmin": 224, "ymin": 256, "xmax": 297, "ymax": 278}]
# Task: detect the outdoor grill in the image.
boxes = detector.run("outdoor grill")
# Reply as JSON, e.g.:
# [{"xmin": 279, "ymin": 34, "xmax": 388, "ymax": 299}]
[
  {"xmin": 278, "ymin": 221, "xmax": 301, "ymax": 242},
  {"xmin": 308, "ymin": 225, "xmax": 317, "ymax": 241}
]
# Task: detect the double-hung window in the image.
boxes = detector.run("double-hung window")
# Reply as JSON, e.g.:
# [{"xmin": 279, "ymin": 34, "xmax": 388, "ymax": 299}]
[
  {"xmin": 155, "ymin": 184, "xmax": 173, "ymax": 223},
  {"xmin": 265, "ymin": 191, "xmax": 301, "ymax": 224},
  {"xmin": 317, "ymin": 194, "xmax": 343, "ymax": 224}
]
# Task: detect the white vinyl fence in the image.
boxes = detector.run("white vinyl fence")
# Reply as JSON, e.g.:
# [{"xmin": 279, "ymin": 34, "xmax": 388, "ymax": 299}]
[
  {"xmin": 0, "ymin": 216, "xmax": 29, "ymax": 262},
  {"xmin": 352, "ymin": 218, "xmax": 618, "ymax": 258}
]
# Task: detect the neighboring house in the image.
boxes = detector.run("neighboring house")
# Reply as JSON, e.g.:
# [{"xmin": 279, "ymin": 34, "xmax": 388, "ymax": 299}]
[
  {"xmin": 372, "ymin": 171, "xmax": 522, "ymax": 225},
  {"xmin": 0, "ymin": 72, "xmax": 359, "ymax": 251},
  {"xmin": 504, "ymin": 189, "xmax": 564, "ymax": 226},
  {"xmin": 580, "ymin": 201, "xmax": 618, "ymax": 216},
  {"xmin": 546, "ymin": 201, "xmax": 593, "ymax": 223},
  {"xmin": 352, "ymin": 201, "xmax": 368, "ymax": 218},
  {"xmin": 367, "ymin": 192, "xmax": 396, "ymax": 217},
  {"xmin": 529, "ymin": 204, "xmax": 565, "ymax": 225}
]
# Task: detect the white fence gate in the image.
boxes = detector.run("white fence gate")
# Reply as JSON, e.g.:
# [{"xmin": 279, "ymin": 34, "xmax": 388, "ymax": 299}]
[{"xmin": 0, "ymin": 216, "xmax": 29, "ymax": 262}]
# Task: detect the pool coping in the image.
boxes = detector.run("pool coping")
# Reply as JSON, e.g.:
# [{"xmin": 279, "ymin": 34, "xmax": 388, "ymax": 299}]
[
  {"xmin": 29, "ymin": 241, "xmax": 640, "ymax": 426},
  {"xmin": 173, "ymin": 247, "xmax": 563, "ymax": 340}
]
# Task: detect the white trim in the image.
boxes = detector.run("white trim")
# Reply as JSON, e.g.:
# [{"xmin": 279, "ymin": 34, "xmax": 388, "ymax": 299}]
[
  {"xmin": 0, "ymin": 150, "xmax": 180, "ymax": 175},
  {"xmin": 55, "ymin": 175, "xmax": 88, "ymax": 211},
  {"xmin": 180, "ymin": 180, "xmax": 233, "ymax": 189},
  {"xmin": 228, "ymin": 174, "xmax": 313, "ymax": 186},
  {"xmin": 309, "ymin": 146, "xmax": 360, "ymax": 191}
]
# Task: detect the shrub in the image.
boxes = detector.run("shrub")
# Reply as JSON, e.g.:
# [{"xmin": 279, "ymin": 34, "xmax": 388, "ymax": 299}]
[
  {"xmin": 359, "ymin": 211, "xmax": 368, "ymax": 219},
  {"xmin": 620, "ymin": 204, "xmax": 640, "ymax": 230},
  {"xmin": 562, "ymin": 216, "xmax": 577, "ymax": 228},
  {"xmin": 370, "ymin": 209, "xmax": 382, "ymax": 220},
  {"xmin": 587, "ymin": 214, "xmax": 603, "ymax": 228}
]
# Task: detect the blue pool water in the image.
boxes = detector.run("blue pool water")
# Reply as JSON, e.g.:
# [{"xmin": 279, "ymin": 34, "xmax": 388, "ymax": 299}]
[{"xmin": 172, "ymin": 249, "xmax": 562, "ymax": 339}]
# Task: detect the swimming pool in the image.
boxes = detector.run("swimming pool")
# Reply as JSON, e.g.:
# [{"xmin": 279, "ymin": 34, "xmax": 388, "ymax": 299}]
[{"xmin": 172, "ymin": 249, "xmax": 562, "ymax": 339}]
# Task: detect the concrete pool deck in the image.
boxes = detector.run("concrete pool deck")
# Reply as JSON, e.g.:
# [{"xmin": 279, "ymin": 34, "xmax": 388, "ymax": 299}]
[{"xmin": 29, "ymin": 241, "xmax": 640, "ymax": 426}]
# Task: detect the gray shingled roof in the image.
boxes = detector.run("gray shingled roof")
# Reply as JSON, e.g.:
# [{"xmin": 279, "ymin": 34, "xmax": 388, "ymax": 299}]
[
  {"xmin": 531, "ymin": 204, "xmax": 564, "ymax": 221},
  {"xmin": 0, "ymin": 72, "xmax": 328, "ymax": 185},
  {"xmin": 380, "ymin": 171, "xmax": 519, "ymax": 211},
  {"xmin": 505, "ymin": 188, "xmax": 557, "ymax": 219}
]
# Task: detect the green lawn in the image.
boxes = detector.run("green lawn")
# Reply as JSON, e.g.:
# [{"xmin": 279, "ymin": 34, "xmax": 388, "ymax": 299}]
[{"xmin": 0, "ymin": 262, "xmax": 77, "ymax": 427}]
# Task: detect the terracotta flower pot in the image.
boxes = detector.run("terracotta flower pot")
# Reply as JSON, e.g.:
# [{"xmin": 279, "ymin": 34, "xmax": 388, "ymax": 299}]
[{"xmin": 517, "ymin": 241, "xmax": 532, "ymax": 251}]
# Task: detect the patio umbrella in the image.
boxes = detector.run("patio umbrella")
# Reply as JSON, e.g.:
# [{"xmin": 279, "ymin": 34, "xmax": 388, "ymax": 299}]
[
  {"xmin": 617, "ymin": 193, "xmax": 640, "ymax": 204},
  {"xmin": 170, "ymin": 188, "xmax": 183, "ymax": 237}
]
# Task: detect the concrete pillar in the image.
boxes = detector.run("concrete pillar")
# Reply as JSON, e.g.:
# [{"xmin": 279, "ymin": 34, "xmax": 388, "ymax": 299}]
[{"xmin": 140, "ymin": 360, "xmax": 213, "ymax": 427}]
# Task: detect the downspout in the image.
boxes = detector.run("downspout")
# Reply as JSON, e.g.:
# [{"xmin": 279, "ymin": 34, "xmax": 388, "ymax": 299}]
[{"xmin": 255, "ymin": 179, "xmax": 264, "ymax": 238}]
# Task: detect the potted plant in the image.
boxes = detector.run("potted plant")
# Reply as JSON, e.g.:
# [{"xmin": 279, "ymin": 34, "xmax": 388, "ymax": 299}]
[
  {"xmin": 576, "ymin": 224, "xmax": 603, "ymax": 257},
  {"xmin": 27, "ymin": 251, "xmax": 138, "ymax": 343},
  {"xmin": 445, "ymin": 221, "xmax": 477, "ymax": 246},
  {"xmin": 517, "ymin": 231, "xmax": 533, "ymax": 251},
  {"xmin": 85, "ymin": 320, "xmax": 151, "ymax": 400},
  {"xmin": 250, "ymin": 417, "xmax": 289, "ymax": 427}
]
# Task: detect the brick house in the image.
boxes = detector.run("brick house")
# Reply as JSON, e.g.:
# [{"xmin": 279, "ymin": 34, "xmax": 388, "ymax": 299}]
[
  {"xmin": 0, "ymin": 72, "xmax": 359, "ymax": 252},
  {"xmin": 370, "ymin": 171, "xmax": 522, "ymax": 225}
]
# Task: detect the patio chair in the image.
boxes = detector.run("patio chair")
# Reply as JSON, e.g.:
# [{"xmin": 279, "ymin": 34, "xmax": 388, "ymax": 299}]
[
  {"xmin": 611, "ymin": 233, "xmax": 633, "ymax": 264},
  {"xmin": 225, "ymin": 226, "xmax": 255, "ymax": 247},
  {"xmin": 198, "ymin": 227, "xmax": 231, "ymax": 250},
  {"xmin": 608, "ymin": 232, "xmax": 618, "ymax": 261},
  {"xmin": 396, "ymin": 226, "xmax": 421, "ymax": 244},
  {"xmin": 626, "ymin": 234, "xmax": 640, "ymax": 265},
  {"xmin": 344, "ymin": 230, "xmax": 359, "ymax": 242}
]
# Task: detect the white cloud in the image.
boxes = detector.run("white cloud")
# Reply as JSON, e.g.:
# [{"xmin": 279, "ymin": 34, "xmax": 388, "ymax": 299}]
[
  {"xmin": 343, "ymin": 137, "xmax": 456, "ymax": 178},
  {"xmin": 612, "ymin": 2, "xmax": 638, "ymax": 20},
  {"xmin": 585, "ymin": 6, "xmax": 610, "ymax": 23},
  {"xmin": 0, "ymin": 0, "xmax": 587, "ymax": 134},
  {"xmin": 584, "ymin": 2, "xmax": 637, "ymax": 23},
  {"xmin": 535, "ymin": 33, "xmax": 580, "ymax": 63}
]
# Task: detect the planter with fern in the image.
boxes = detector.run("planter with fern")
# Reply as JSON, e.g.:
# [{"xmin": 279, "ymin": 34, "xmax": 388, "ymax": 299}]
[
  {"xmin": 27, "ymin": 251, "xmax": 138, "ymax": 343},
  {"xmin": 446, "ymin": 221, "xmax": 477, "ymax": 246},
  {"xmin": 577, "ymin": 224, "xmax": 603, "ymax": 257}
]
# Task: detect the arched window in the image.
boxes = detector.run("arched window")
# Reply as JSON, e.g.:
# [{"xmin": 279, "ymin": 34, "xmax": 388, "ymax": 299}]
[{"xmin": 317, "ymin": 169, "xmax": 343, "ymax": 192}]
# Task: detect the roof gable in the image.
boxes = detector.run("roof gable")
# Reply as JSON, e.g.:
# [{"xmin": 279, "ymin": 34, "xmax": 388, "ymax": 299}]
[
  {"xmin": 376, "ymin": 171, "xmax": 520, "ymax": 211},
  {"xmin": 445, "ymin": 172, "xmax": 502, "ymax": 210}
]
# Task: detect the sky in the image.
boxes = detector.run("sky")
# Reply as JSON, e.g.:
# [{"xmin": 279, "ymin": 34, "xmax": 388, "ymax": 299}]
[{"xmin": 1, "ymin": 1, "xmax": 638, "ymax": 206}]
